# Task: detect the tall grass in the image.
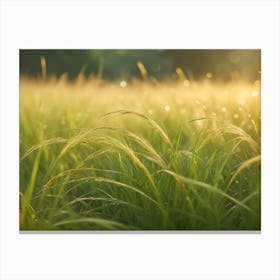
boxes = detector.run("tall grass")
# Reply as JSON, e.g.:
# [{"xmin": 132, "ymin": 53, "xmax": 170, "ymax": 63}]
[{"xmin": 20, "ymin": 76, "xmax": 261, "ymax": 230}]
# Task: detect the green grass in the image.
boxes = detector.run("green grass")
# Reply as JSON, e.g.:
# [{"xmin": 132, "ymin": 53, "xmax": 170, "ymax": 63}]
[{"xmin": 20, "ymin": 77, "xmax": 261, "ymax": 230}]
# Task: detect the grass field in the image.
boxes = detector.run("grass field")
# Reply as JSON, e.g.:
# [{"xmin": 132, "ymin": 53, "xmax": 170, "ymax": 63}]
[{"xmin": 20, "ymin": 75, "xmax": 261, "ymax": 230}]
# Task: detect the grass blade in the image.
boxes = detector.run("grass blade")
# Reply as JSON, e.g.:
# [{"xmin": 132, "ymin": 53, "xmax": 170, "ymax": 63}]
[
  {"xmin": 226, "ymin": 155, "xmax": 261, "ymax": 192},
  {"xmin": 160, "ymin": 169, "xmax": 253, "ymax": 212}
]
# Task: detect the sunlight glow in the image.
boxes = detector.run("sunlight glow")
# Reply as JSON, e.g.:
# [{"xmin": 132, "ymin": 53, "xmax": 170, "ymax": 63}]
[
  {"xmin": 238, "ymin": 98, "xmax": 245, "ymax": 106},
  {"xmin": 251, "ymin": 90, "xmax": 258, "ymax": 97}
]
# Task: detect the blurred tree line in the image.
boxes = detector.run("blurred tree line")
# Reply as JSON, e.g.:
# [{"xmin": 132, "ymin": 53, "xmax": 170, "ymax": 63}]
[{"xmin": 20, "ymin": 49, "xmax": 260, "ymax": 81}]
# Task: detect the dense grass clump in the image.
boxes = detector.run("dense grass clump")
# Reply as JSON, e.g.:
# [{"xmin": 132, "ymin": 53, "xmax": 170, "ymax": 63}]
[{"xmin": 20, "ymin": 77, "xmax": 261, "ymax": 230}]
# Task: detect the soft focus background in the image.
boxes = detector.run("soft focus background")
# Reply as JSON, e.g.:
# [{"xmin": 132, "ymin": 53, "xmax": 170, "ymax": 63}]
[{"xmin": 20, "ymin": 49, "xmax": 260, "ymax": 81}]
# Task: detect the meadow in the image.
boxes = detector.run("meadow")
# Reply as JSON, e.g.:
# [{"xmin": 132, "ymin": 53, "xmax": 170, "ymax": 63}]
[{"xmin": 20, "ymin": 75, "xmax": 261, "ymax": 230}]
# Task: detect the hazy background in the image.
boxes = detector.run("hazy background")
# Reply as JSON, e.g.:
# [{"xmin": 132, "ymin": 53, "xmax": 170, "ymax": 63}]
[{"xmin": 20, "ymin": 49, "xmax": 260, "ymax": 82}]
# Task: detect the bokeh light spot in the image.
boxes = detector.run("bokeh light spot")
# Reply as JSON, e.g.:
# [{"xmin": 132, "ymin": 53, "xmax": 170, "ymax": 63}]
[
  {"xmin": 120, "ymin": 81, "xmax": 127, "ymax": 87},
  {"xmin": 164, "ymin": 105, "xmax": 171, "ymax": 111},
  {"xmin": 221, "ymin": 107, "xmax": 227, "ymax": 113},
  {"xmin": 206, "ymin": 72, "xmax": 213, "ymax": 79}
]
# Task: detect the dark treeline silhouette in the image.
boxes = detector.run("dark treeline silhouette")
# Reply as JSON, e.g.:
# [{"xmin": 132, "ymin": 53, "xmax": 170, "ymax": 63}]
[{"xmin": 20, "ymin": 49, "xmax": 260, "ymax": 81}]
